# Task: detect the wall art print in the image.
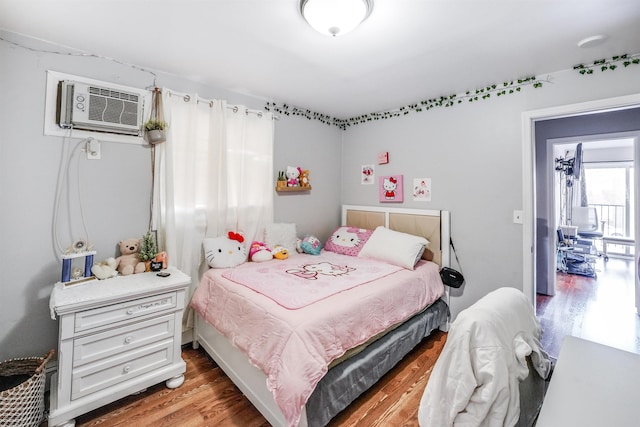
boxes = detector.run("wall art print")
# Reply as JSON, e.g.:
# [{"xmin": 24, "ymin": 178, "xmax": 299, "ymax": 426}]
[
  {"xmin": 413, "ymin": 178, "xmax": 432, "ymax": 201},
  {"xmin": 379, "ymin": 175, "xmax": 403, "ymax": 203},
  {"xmin": 361, "ymin": 164, "xmax": 375, "ymax": 184}
]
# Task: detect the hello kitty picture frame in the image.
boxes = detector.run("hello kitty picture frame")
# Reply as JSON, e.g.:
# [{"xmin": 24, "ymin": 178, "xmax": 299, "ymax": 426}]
[{"xmin": 379, "ymin": 175, "xmax": 403, "ymax": 203}]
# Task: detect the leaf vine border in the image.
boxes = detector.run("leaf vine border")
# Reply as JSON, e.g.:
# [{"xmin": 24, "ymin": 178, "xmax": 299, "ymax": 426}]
[
  {"xmin": 266, "ymin": 52, "xmax": 639, "ymax": 130},
  {"xmin": 573, "ymin": 53, "xmax": 640, "ymax": 74}
]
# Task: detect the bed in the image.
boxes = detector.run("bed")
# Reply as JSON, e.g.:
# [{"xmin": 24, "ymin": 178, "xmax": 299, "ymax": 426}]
[{"xmin": 191, "ymin": 205, "xmax": 451, "ymax": 427}]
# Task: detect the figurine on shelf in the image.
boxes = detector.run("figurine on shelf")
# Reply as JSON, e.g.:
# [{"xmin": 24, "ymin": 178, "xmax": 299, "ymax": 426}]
[
  {"xmin": 299, "ymin": 169, "xmax": 310, "ymax": 188},
  {"xmin": 286, "ymin": 166, "xmax": 300, "ymax": 187}
]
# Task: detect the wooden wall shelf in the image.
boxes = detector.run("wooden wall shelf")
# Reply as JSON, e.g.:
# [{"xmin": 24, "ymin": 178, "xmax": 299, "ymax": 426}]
[{"xmin": 275, "ymin": 186, "xmax": 312, "ymax": 193}]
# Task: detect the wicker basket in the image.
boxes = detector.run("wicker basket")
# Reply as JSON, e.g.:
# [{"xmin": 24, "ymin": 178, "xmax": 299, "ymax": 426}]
[{"xmin": 0, "ymin": 350, "xmax": 55, "ymax": 427}]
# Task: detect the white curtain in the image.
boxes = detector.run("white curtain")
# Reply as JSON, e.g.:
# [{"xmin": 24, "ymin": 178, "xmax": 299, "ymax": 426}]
[{"xmin": 154, "ymin": 90, "xmax": 274, "ymax": 333}]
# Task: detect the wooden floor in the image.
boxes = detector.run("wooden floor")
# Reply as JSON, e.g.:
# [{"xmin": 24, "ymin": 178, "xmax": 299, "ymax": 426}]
[
  {"xmin": 60, "ymin": 330, "xmax": 447, "ymax": 427},
  {"xmin": 536, "ymin": 256, "xmax": 639, "ymax": 359}
]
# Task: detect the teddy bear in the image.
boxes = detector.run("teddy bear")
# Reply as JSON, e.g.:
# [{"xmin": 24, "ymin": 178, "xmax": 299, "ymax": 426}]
[
  {"xmin": 299, "ymin": 169, "xmax": 310, "ymax": 188},
  {"xmin": 115, "ymin": 238, "xmax": 146, "ymax": 275},
  {"xmin": 286, "ymin": 166, "xmax": 300, "ymax": 187},
  {"xmin": 91, "ymin": 257, "xmax": 118, "ymax": 280}
]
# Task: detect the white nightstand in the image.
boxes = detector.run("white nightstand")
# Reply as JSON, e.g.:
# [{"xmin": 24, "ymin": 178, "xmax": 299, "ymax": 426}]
[{"xmin": 48, "ymin": 267, "xmax": 191, "ymax": 427}]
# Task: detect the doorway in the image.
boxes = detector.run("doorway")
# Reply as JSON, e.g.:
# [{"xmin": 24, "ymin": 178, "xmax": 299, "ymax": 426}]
[
  {"xmin": 522, "ymin": 96, "xmax": 640, "ymax": 313},
  {"xmin": 523, "ymin": 96, "xmax": 640, "ymax": 355},
  {"xmin": 550, "ymin": 136, "xmax": 635, "ymax": 284}
]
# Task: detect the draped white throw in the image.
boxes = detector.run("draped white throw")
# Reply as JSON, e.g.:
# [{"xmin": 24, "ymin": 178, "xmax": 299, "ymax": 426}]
[{"xmin": 154, "ymin": 90, "xmax": 274, "ymax": 332}]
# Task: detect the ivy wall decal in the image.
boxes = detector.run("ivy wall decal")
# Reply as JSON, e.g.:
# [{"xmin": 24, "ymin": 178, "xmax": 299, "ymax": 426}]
[
  {"xmin": 573, "ymin": 53, "xmax": 640, "ymax": 74},
  {"xmin": 266, "ymin": 76, "xmax": 546, "ymax": 130},
  {"xmin": 267, "ymin": 52, "xmax": 639, "ymax": 130}
]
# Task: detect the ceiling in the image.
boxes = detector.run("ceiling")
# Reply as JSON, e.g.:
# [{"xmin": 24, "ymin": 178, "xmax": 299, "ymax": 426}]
[{"xmin": 1, "ymin": 0, "xmax": 639, "ymax": 119}]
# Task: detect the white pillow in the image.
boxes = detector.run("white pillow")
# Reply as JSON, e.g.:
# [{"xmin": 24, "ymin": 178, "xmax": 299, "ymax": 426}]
[
  {"xmin": 264, "ymin": 223, "xmax": 298, "ymax": 255},
  {"xmin": 358, "ymin": 226, "xmax": 429, "ymax": 270}
]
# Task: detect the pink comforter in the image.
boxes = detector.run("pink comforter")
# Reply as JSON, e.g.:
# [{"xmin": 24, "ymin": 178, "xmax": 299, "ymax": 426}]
[
  {"xmin": 222, "ymin": 251, "xmax": 403, "ymax": 309},
  {"xmin": 190, "ymin": 254, "xmax": 444, "ymax": 426}
]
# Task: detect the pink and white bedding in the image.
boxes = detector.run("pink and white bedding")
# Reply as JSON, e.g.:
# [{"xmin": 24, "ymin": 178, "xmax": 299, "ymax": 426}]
[
  {"xmin": 221, "ymin": 250, "xmax": 403, "ymax": 309},
  {"xmin": 191, "ymin": 252, "xmax": 444, "ymax": 427}
]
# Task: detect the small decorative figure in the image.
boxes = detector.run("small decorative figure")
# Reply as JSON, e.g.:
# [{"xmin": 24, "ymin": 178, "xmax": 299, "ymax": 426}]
[{"xmin": 286, "ymin": 166, "xmax": 301, "ymax": 187}]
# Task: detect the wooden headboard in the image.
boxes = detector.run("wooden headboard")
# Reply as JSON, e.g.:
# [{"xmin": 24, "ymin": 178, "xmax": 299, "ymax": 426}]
[{"xmin": 342, "ymin": 205, "xmax": 450, "ymax": 268}]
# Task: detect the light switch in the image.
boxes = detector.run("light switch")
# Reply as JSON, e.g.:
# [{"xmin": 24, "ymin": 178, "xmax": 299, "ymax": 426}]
[{"xmin": 513, "ymin": 210, "xmax": 523, "ymax": 224}]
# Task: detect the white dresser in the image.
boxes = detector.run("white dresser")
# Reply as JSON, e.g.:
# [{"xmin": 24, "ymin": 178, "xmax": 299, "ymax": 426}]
[{"xmin": 48, "ymin": 268, "xmax": 191, "ymax": 427}]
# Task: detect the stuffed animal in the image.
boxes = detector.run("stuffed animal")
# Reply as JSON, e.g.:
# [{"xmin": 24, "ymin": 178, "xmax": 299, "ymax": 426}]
[
  {"xmin": 286, "ymin": 166, "xmax": 300, "ymax": 187},
  {"xmin": 115, "ymin": 238, "xmax": 146, "ymax": 275},
  {"xmin": 300, "ymin": 235, "xmax": 321, "ymax": 255},
  {"xmin": 299, "ymin": 170, "xmax": 310, "ymax": 188},
  {"xmin": 249, "ymin": 241, "xmax": 272, "ymax": 262},
  {"xmin": 91, "ymin": 257, "xmax": 118, "ymax": 279},
  {"xmin": 203, "ymin": 231, "xmax": 247, "ymax": 268},
  {"xmin": 272, "ymin": 245, "xmax": 289, "ymax": 260}
]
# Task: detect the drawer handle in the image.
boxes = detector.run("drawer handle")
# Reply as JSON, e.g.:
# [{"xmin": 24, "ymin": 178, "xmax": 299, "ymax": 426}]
[
  {"xmin": 123, "ymin": 365, "xmax": 131, "ymax": 374},
  {"xmin": 126, "ymin": 308, "xmax": 134, "ymax": 315},
  {"xmin": 124, "ymin": 336, "xmax": 133, "ymax": 344}
]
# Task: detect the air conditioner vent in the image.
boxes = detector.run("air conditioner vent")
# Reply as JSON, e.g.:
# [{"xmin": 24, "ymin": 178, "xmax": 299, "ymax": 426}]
[{"xmin": 57, "ymin": 80, "xmax": 143, "ymax": 136}]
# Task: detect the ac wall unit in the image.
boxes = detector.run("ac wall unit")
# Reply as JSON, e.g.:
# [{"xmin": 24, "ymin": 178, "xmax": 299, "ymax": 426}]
[{"xmin": 57, "ymin": 80, "xmax": 143, "ymax": 136}]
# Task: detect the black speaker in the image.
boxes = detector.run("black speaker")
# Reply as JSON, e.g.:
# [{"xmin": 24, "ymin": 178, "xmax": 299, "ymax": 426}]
[{"xmin": 440, "ymin": 267, "xmax": 464, "ymax": 288}]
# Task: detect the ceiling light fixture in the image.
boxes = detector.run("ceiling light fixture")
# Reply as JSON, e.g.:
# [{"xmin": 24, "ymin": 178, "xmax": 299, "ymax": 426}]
[
  {"xmin": 300, "ymin": 0, "xmax": 374, "ymax": 37},
  {"xmin": 577, "ymin": 34, "xmax": 608, "ymax": 48}
]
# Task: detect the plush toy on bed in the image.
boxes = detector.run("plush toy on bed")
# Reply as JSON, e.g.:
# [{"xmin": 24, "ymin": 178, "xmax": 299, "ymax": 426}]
[
  {"xmin": 115, "ymin": 238, "xmax": 146, "ymax": 275},
  {"xmin": 300, "ymin": 235, "xmax": 322, "ymax": 255},
  {"xmin": 249, "ymin": 241, "xmax": 272, "ymax": 262},
  {"xmin": 203, "ymin": 231, "xmax": 247, "ymax": 268},
  {"xmin": 272, "ymin": 245, "xmax": 289, "ymax": 260}
]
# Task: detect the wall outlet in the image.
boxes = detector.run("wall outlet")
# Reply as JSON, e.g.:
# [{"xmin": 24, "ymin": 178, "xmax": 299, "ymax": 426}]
[
  {"xmin": 513, "ymin": 210, "xmax": 523, "ymax": 224},
  {"xmin": 86, "ymin": 138, "xmax": 101, "ymax": 160}
]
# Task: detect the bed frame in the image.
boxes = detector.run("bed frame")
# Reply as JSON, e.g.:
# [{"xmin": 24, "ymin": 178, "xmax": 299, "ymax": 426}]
[{"xmin": 193, "ymin": 205, "xmax": 451, "ymax": 426}]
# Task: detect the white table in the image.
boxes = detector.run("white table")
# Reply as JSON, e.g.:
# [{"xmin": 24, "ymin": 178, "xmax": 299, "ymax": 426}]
[{"xmin": 536, "ymin": 336, "xmax": 640, "ymax": 427}]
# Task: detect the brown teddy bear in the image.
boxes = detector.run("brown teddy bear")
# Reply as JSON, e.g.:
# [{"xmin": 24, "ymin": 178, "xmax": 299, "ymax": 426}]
[
  {"xmin": 115, "ymin": 238, "xmax": 146, "ymax": 275},
  {"xmin": 299, "ymin": 169, "xmax": 310, "ymax": 188}
]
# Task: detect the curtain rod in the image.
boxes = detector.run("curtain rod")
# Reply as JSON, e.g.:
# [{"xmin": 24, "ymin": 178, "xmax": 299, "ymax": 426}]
[{"xmin": 165, "ymin": 89, "xmax": 277, "ymax": 120}]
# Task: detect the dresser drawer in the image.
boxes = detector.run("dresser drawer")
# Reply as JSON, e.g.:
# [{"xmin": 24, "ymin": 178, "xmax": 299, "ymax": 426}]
[
  {"xmin": 73, "ymin": 314, "xmax": 175, "ymax": 367},
  {"xmin": 74, "ymin": 292, "xmax": 177, "ymax": 333},
  {"xmin": 71, "ymin": 340, "xmax": 173, "ymax": 400}
]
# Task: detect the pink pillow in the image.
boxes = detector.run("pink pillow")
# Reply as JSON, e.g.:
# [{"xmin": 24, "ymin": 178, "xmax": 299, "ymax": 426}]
[{"xmin": 323, "ymin": 226, "xmax": 373, "ymax": 256}]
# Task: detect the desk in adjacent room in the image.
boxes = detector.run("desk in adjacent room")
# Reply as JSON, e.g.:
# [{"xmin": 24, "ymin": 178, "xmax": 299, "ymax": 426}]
[{"xmin": 536, "ymin": 336, "xmax": 640, "ymax": 427}]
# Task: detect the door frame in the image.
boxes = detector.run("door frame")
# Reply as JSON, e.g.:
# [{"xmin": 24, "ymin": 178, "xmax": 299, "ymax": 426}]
[{"xmin": 522, "ymin": 93, "xmax": 640, "ymax": 308}]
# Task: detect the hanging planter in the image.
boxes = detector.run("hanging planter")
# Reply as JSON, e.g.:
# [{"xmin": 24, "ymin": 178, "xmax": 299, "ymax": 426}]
[
  {"xmin": 144, "ymin": 119, "xmax": 167, "ymax": 144},
  {"xmin": 144, "ymin": 87, "xmax": 167, "ymax": 145}
]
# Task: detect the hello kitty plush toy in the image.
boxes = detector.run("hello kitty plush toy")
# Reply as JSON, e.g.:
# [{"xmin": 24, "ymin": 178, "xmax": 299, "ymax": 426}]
[{"xmin": 286, "ymin": 166, "xmax": 301, "ymax": 187}]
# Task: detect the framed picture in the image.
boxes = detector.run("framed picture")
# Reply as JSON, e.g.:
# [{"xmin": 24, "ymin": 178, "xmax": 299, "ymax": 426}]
[
  {"xmin": 379, "ymin": 175, "xmax": 403, "ymax": 203},
  {"xmin": 413, "ymin": 178, "xmax": 432, "ymax": 201},
  {"xmin": 361, "ymin": 164, "xmax": 375, "ymax": 184}
]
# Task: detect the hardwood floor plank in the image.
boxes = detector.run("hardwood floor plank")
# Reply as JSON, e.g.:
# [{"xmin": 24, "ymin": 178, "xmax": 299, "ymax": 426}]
[{"xmin": 536, "ymin": 257, "xmax": 638, "ymax": 359}]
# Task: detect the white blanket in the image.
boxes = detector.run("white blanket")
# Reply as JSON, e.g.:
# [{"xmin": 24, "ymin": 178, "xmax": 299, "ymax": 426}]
[{"xmin": 418, "ymin": 287, "xmax": 551, "ymax": 427}]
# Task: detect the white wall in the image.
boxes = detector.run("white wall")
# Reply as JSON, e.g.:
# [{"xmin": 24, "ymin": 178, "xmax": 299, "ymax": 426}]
[
  {"xmin": 0, "ymin": 31, "xmax": 341, "ymax": 361},
  {"xmin": 341, "ymin": 66, "xmax": 640, "ymax": 318}
]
